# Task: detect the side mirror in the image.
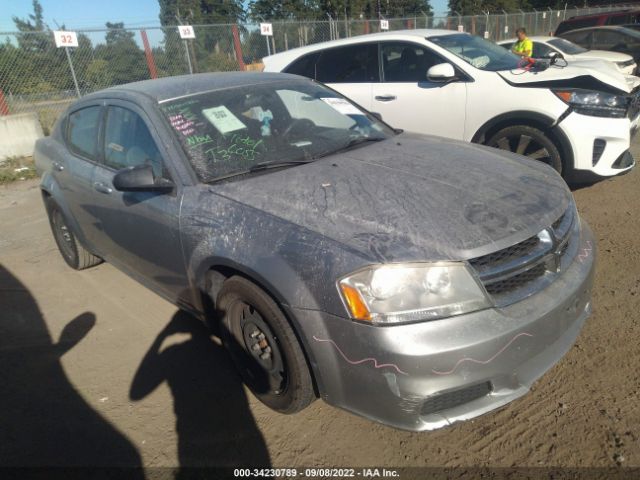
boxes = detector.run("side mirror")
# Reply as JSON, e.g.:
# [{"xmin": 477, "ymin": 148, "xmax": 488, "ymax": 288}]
[
  {"xmin": 113, "ymin": 164, "xmax": 174, "ymax": 193},
  {"xmin": 427, "ymin": 63, "xmax": 457, "ymax": 82}
]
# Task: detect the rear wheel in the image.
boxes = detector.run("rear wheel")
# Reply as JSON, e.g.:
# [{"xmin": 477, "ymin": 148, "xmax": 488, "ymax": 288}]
[
  {"xmin": 45, "ymin": 197, "xmax": 102, "ymax": 270},
  {"xmin": 487, "ymin": 125, "xmax": 563, "ymax": 174},
  {"xmin": 216, "ymin": 276, "xmax": 315, "ymax": 414}
]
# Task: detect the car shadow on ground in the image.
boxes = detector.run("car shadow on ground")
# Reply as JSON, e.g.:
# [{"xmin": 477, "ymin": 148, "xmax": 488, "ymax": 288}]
[
  {"xmin": 129, "ymin": 309, "xmax": 271, "ymax": 469},
  {"xmin": 0, "ymin": 264, "xmax": 144, "ymax": 474}
]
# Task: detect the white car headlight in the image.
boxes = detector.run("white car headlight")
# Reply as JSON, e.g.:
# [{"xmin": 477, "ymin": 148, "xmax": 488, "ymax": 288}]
[
  {"xmin": 553, "ymin": 89, "xmax": 630, "ymax": 118},
  {"xmin": 338, "ymin": 263, "xmax": 490, "ymax": 324}
]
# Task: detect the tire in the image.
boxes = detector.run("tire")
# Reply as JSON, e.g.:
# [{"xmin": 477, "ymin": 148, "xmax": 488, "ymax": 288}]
[
  {"xmin": 45, "ymin": 197, "xmax": 102, "ymax": 270},
  {"xmin": 486, "ymin": 125, "xmax": 563, "ymax": 174},
  {"xmin": 216, "ymin": 275, "xmax": 315, "ymax": 414}
]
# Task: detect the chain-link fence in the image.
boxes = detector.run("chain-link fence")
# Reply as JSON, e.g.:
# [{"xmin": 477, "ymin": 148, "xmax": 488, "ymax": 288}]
[{"xmin": 0, "ymin": 4, "xmax": 633, "ymax": 133}]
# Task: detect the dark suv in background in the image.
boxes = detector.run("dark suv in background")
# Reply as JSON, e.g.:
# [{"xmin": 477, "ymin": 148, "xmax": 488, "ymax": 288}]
[{"xmin": 555, "ymin": 9, "xmax": 640, "ymax": 35}]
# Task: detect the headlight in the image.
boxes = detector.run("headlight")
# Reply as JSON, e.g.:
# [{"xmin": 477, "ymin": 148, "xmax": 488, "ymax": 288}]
[
  {"xmin": 553, "ymin": 89, "xmax": 630, "ymax": 118},
  {"xmin": 338, "ymin": 263, "xmax": 490, "ymax": 325}
]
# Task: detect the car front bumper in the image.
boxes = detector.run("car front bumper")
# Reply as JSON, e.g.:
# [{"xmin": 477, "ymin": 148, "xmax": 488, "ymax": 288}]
[
  {"xmin": 286, "ymin": 223, "xmax": 596, "ymax": 431},
  {"xmin": 559, "ymin": 111, "xmax": 635, "ymax": 178}
]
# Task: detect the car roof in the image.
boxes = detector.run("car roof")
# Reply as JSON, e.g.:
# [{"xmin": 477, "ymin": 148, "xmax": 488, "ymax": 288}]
[
  {"xmin": 85, "ymin": 72, "xmax": 304, "ymax": 103},
  {"xmin": 264, "ymin": 29, "xmax": 458, "ymax": 63},
  {"xmin": 561, "ymin": 25, "xmax": 633, "ymax": 33},
  {"xmin": 564, "ymin": 9, "xmax": 639, "ymax": 21}
]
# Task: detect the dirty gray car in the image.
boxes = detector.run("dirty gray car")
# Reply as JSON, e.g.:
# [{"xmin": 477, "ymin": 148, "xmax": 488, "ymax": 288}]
[{"xmin": 35, "ymin": 72, "xmax": 596, "ymax": 431}]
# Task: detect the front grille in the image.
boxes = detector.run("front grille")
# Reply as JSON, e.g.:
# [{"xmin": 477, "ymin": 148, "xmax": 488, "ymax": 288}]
[
  {"xmin": 421, "ymin": 382, "xmax": 492, "ymax": 416},
  {"xmin": 468, "ymin": 235, "xmax": 539, "ymax": 272},
  {"xmin": 468, "ymin": 206, "xmax": 575, "ymax": 306},
  {"xmin": 484, "ymin": 263, "xmax": 547, "ymax": 296}
]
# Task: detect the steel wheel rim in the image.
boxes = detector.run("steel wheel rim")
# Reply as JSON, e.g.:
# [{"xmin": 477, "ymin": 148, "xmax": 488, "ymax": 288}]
[
  {"xmin": 493, "ymin": 134, "xmax": 554, "ymax": 167},
  {"xmin": 233, "ymin": 301, "xmax": 287, "ymax": 396},
  {"xmin": 52, "ymin": 209, "xmax": 76, "ymax": 262}
]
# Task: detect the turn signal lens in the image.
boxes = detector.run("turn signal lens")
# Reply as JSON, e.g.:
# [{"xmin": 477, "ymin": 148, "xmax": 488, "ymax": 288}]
[
  {"xmin": 339, "ymin": 284, "xmax": 372, "ymax": 321},
  {"xmin": 555, "ymin": 91, "xmax": 572, "ymax": 102}
]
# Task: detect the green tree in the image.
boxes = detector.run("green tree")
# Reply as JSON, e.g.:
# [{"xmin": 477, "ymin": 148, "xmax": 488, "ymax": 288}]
[{"xmin": 93, "ymin": 22, "xmax": 148, "ymax": 86}]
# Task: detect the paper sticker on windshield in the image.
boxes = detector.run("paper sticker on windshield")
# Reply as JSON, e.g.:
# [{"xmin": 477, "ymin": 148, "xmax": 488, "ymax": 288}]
[
  {"xmin": 202, "ymin": 106, "xmax": 246, "ymax": 134},
  {"xmin": 320, "ymin": 98, "xmax": 362, "ymax": 115}
]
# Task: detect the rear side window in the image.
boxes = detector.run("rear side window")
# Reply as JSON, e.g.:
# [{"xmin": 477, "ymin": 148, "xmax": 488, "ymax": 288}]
[
  {"xmin": 284, "ymin": 51, "xmax": 320, "ymax": 79},
  {"xmin": 316, "ymin": 44, "xmax": 379, "ymax": 83},
  {"xmin": 607, "ymin": 14, "xmax": 632, "ymax": 25},
  {"xmin": 66, "ymin": 106, "xmax": 101, "ymax": 159}
]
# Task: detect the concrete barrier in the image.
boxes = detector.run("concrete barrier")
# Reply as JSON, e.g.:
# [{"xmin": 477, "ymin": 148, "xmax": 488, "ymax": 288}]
[{"xmin": 0, "ymin": 113, "xmax": 44, "ymax": 162}]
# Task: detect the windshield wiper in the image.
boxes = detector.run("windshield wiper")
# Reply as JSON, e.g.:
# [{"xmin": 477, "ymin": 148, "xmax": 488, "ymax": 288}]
[
  {"xmin": 313, "ymin": 136, "xmax": 387, "ymax": 160},
  {"xmin": 208, "ymin": 160, "xmax": 313, "ymax": 184}
]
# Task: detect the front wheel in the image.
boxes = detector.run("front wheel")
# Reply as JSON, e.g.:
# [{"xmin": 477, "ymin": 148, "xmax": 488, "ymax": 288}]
[
  {"xmin": 215, "ymin": 276, "xmax": 315, "ymax": 414},
  {"xmin": 486, "ymin": 125, "xmax": 563, "ymax": 174}
]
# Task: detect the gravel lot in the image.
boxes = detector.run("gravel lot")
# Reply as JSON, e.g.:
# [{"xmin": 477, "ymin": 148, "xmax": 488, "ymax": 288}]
[{"xmin": 1, "ymin": 138, "xmax": 639, "ymax": 477}]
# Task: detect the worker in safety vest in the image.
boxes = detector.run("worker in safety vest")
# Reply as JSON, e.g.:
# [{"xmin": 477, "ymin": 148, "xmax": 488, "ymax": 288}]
[{"xmin": 512, "ymin": 28, "xmax": 533, "ymax": 58}]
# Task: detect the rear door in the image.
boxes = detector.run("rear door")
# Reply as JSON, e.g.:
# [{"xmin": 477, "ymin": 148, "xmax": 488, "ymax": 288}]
[
  {"xmin": 59, "ymin": 103, "xmax": 104, "ymax": 250},
  {"xmin": 372, "ymin": 41, "xmax": 467, "ymax": 139},
  {"xmin": 314, "ymin": 42, "xmax": 379, "ymax": 110},
  {"xmin": 89, "ymin": 100, "xmax": 187, "ymax": 302}
]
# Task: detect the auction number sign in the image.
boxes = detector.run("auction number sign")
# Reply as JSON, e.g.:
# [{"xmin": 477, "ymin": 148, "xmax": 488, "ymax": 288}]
[
  {"xmin": 260, "ymin": 23, "xmax": 273, "ymax": 36},
  {"xmin": 380, "ymin": 19, "xmax": 389, "ymax": 30},
  {"xmin": 53, "ymin": 30, "xmax": 79, "ymax": 48},
  {"xmin": 178, "ymin": 25, "xmax": 196, "ymax": 39}
]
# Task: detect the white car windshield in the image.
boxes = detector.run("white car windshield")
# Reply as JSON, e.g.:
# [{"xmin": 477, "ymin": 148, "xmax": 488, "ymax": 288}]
[
  {"xmin": 430, "ymin": 34, "xmax": 522, "ymax": 71},
  {"xmin": 159, "ymin": 80, "xmax": 393, "ymax": 182},
  {"xmin": 547, "ymin": 38, "xmax": 588, "ymax": 55}
]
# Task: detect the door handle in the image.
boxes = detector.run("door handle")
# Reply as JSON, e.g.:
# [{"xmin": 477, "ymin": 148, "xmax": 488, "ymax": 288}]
[
  {"xmin": 374, "ymin": 95, "xmax": 397, "ymax": 102},
  {"xmin": 52, "ymin": 161, "xmax": 64, "ymax": 172},
  {"xmin": 93, "ymin": 182, "xmax": 113, "ymax": 194}
]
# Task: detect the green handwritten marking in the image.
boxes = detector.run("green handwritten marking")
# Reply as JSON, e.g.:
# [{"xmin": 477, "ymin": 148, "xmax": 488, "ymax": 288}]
[
  {"xmin": 161, "ymin": 99, "xmax": 199, "ymax": 113},
  {"xmin": 179, "ymin": 107, "xmax": 198, "ymax": 122},
  {"xmin": 204, "ymin": 135, "xmax": 264, "ymax": 163},
  {"xmin": 186, "ymin": 134, "xmax": 214, "ymax": 148}
]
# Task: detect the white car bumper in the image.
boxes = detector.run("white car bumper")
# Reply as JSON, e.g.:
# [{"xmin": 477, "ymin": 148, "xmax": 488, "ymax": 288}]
[{"xmin": 558, "ymin": 111, "xmax": 636, "ymax": 178}]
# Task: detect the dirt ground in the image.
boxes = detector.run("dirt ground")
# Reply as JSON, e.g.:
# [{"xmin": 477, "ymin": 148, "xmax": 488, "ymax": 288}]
[{"xmin": 1, "ymin": 139, "xmax": 639, "ymax": 477}]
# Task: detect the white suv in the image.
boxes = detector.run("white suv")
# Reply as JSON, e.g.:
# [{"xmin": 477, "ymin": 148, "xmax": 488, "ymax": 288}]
[{"xmin": 264, "ymin": 29, "xmax": 638, "ymax": 181}]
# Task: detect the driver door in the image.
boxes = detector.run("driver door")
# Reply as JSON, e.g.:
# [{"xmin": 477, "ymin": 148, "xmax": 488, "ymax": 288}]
[
  {"xmin": 372, "ymin": 42, "xmax": 467, "ymax": 139},
  {"xmin": 89, "ymin": 100, "xmax": 187, "ymax": 302}
]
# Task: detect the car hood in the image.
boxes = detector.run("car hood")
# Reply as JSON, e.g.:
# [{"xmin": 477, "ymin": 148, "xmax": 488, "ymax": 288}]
[
  {"xmin": 210, "ymin": 134, "xmax": 571, "ymax": 263},
  {"xmin": 498, "ymin": 62, "xmax": 633, "ymax": 93},
  {"xmin": 576, "ymin": 50, "xmax": 634, "ymax": 63}
]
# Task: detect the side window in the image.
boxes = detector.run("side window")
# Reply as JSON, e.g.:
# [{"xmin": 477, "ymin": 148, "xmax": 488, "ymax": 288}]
[
  {"xmin": 607, "ymin": 15, "xmax": 630, "ymax": 26},
  {"xmin": 315, "ymin": 44, "xmax": 379, "ymax": 83},
  {"xmin": 66, "ymin": 106, "xmax": 102, "ymax": 160},
  {"xmin": 532, "ymin": 42, "xmax": 554, "ymax": 58},
  {"xmin": 382, "ymin": 42, "xmax": 445, "ymax": 82},
  {"xmin": 563, "ymin": 30, "xmax": 591, "ymax": 45},
  {"xmin": 283, "ymin": 51, "xmax": 320, "ymax": 79},
  {"xmin": 594, "ymin": 30, "xmax": 621, "ymax": 48},
  {"xmin": 103, "ymin": 106, "xmax": 167, "ymax": 178}
]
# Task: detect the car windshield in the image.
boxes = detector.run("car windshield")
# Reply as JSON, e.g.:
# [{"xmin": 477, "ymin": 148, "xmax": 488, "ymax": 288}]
[
  {"xmin": 430, "ymin": 33, "xmax": 522, "ymax": 71},
  {"xmin": 159, "ymin": 79, "xmax": 393, "ymax": 183},
  {"xmin": 547, "ymin": 38, "xmax": 588, "ymax": 54}
]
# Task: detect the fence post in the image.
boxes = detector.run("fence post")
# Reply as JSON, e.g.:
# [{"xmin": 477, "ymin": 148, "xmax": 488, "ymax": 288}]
[
  {"xmin": 140, "ymin": 29, "xmax": 158, "ymax": 79},
  {"xmin": 364, "ymin": 20, "xmax": 370, "ymax": 34},
  {"xmin": 0, "ymin": 89, "xmax": 9, "ymax": 116},
  {"xmin": 231, "ymin": 24, "xmax": 245, "ymax": 70},
  {"xmin": 471, "ymin": 15, "xmax": 476, "ymax": 34},
  {"xmin": 64, "ymin": 47, "xmax": 81, "ymax": 98}
]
